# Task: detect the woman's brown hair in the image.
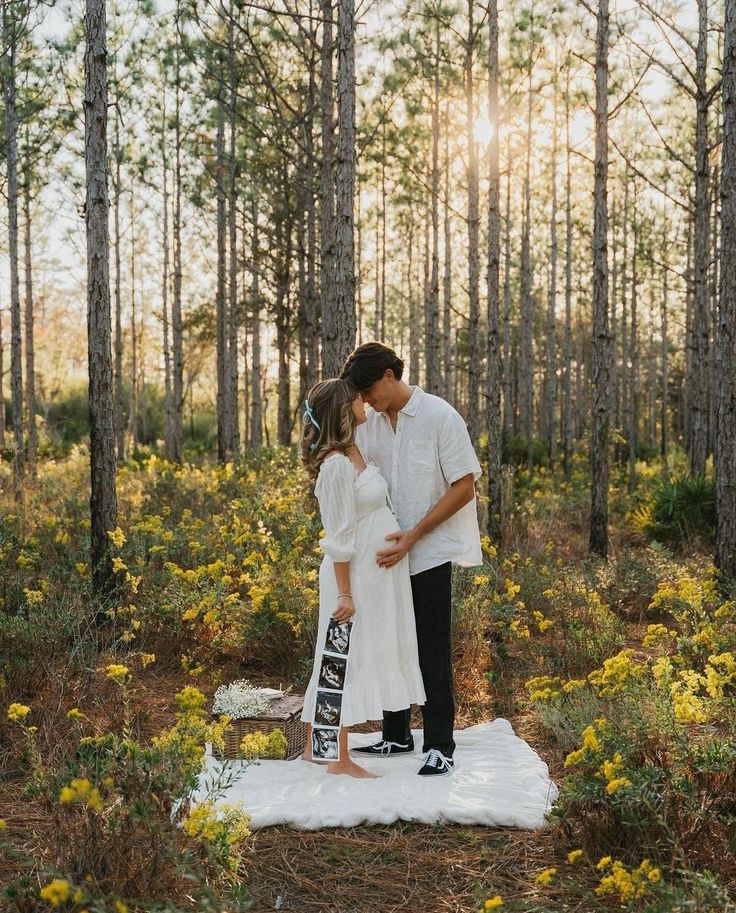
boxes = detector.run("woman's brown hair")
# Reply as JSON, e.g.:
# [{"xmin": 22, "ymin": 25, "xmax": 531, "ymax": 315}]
[{"xmin": 299, "ymin": 378, "xmax": 358, "ymax": 480}]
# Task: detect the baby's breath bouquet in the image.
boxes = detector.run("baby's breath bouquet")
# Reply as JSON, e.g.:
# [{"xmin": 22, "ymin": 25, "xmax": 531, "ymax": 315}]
[{"xmin": 211, "ymin": 679, "xmax": 284, "ymax": 719}]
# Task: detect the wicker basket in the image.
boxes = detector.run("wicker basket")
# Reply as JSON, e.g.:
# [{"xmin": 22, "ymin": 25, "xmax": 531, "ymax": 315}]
[{"xmin": 216, "ymin": 693, "xmax": 307, "ymax": 760}]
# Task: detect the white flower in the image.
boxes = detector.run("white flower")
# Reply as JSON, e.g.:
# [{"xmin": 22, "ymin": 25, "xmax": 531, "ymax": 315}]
[{"xmin": 211, "ymin": 679, "xmax": 282, "ymax": 719}]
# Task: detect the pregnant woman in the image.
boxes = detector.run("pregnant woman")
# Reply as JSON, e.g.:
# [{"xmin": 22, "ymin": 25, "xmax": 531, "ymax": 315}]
[{"xmin": 299, "ymin": 378, "xmax": 426, "ymax": 777}]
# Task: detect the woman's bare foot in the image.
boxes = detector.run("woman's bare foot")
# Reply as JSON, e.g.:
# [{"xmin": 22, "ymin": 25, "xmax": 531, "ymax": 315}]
[{"xmin": 326, "ymin": 759, "xmax": 378, "ymax": 778}]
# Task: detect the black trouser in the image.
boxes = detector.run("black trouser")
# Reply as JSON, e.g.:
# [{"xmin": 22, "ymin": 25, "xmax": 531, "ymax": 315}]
[{"xmin": 382, "ymin": 561, "xmax": 455, "ymax": 757}]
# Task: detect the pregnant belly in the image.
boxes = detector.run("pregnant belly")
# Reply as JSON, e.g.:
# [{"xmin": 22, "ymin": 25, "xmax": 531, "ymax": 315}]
[{"xmin": 355, "ymin": 505, "xmax": 401, "ymax": 546}]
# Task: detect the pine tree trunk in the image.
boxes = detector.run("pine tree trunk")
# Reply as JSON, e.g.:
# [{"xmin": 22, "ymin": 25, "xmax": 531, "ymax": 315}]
[
  {"xmin": 241, "ymin": 207, "xmax": 250, "ymax": 441},
  {"xmin": 172, "ymin": 23, "xmax": 184, "ymax": 461},
  {"xmin": 628, "ymin": 197, "xmax": 639, "ymax": 494},
  {"xmin": 619, "ymin": 173, "xmax": 630, "ymax": 464},
  {"xmin": 250, "ymin": 195, "xmax": 263, "ymax": 448},
  {"xmin": 333, "ymin": 0, "xmax": 356, "ymax": 368},
  {"xmin": 589, "ymin": 0, "xmax": 610, "ymax": 558},
  {"xmin": 465, "ymin": 0, "xmax": 480, "ymax": 443},
  {"xmin": 690, "ymin": 0, "xmax": 711, "ymax": 476},
  {"xmin": 610, "ymin": 196, "xmax": 618, "ymax": 438},
  {"xmin": 161, "ymin": 102, "xmax": 173, "ymax": 460},
  {"xmin": 128, "ymin": 194, "xmax": 138, "ymax": 448},
  {"xmin": 2, "ymin": 1, "xmax": 24, "ymax": 490},
  {"xmin": 684, "ymin": 215, "xmax": 693, "ymax": 452},
  {"xmin": 216, "ymin": 98, "xmax": 229, "ymax": 461},
  {"xmin": 716, "ymin": 0, "xmax": 736, "ymax": 585},
  {"xmin": 661, "ymin": 212, "xmax": 669, "ymax": 461},
  {"xmin": 562, "ymin": 87, "xmax": 573, "ymax": 478},
  {"xmin": 408, "ymin": 218, "xmax": 420, "ymax": 384},
  {"xmin": 519, "ymin": 60, "xmax": 534, "ymax": 468},
  {"xmin": 276, "ymin": 205, "xmax": 294, "ymax": 446},
  {"xmin": 647, "ymin": 293, "xmax": 656, "ymax": 449},
  {"xmin": 113, "ymin": 117, "xmax": 125, "ymax": 463},
  {"xmin": 320, "ymin": 0, "xmax": 337, "ymax": 372},
  {"xmin": 228, "ymin": 11, "xmax": 240, "ymax": 455},
  {"xmin": 84, "ymin": 0, "xmax": 117, "ymax": 601},
  {"xmin": 380, "ymin": 115, "xmax": 387, "ymax": 340},
  {"xmin": 426, "ymin": 23, "xmax": 441, "ymax": 396},
  {"xmin": 709, "ymin": 163, "xmax": 720, "ymax": 458},
  {"xmin": 23, "ymin": 146, "xmax": 36, "ymax": 481},
  {"xmin": 306, "ymin": 41, "xmax": 319, "ymax": 387},
  {"xmin": 443, "ymin": 104, "xmax": 453, "ymax": 401},
  {"xmin": 503, "ymin": 133, "xmax": 513, "ymax": 451},
  {"xmin": 545, "ymin": 82, "xmax": 559, "ymax": 467},
  {"xmin": 486, "ymin": 0, "xmax": 502, "ymax": 541}
]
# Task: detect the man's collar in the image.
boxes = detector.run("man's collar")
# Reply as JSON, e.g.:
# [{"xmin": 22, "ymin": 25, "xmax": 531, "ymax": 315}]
[
  {"xmin": 376, "ymin": 385, "xmax": 423, "ymax": 422},
  {"xmin": 399, "ymin": 385, "xmax": 423, "ymax": 416}
]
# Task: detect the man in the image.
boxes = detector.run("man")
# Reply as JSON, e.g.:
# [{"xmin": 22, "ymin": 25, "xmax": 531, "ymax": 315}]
[{"xmin": 341, "ymin": 342, "xmax": 482, "ymax": 776}]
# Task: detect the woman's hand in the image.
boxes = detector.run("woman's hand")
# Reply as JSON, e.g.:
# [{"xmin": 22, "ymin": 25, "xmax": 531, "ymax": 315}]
[{"xmin": 332, "ymin": 594, "xmax": 356, "ymax": 623}]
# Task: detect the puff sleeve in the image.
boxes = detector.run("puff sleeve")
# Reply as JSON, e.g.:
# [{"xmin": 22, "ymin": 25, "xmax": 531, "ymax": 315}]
[{"xmin": 314, "ymin": 455, "xmax": 358, "ymax": 562}]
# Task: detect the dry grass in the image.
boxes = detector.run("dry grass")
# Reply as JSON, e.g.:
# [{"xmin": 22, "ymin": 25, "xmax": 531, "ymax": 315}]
[{"xmin": 241, "ymin": 824, "xmax": 598, "ymax": 913}]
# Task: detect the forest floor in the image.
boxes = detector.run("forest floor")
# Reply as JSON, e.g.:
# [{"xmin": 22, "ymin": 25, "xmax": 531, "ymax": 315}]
[
  {"xmin": 0, "ymin": 656, "xmax": 599, "ymax": 913},
  {"xmin": 1, "ymin": 450, "xmax": 734, "ymax": 913}
]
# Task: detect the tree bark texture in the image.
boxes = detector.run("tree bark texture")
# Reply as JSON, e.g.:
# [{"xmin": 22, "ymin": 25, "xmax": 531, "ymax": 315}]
[
  {"xmin": 589, "ymin": 0, "xmax": 610, "ymax": 558},
  {"xmin": 716, "ymin": 0, "xmax": 736, "ymax": 584},
  {"xmin": 465, "ymin": 0, "xmax": 480, "ymax": 443},
  {"xmin": 3, "ymin": 0, "xmax": 24, "ymax": 489},
  {"xmin": 23, "ymin": 145, "xmax": 36, "ymax": 480},
  {"xmin": 486, "ymin": 0, "xmax": 502, "ymax": 541},
  {"xmin": 215, "ymin": 97, "xmax": 229, "ymax": 461},
  {"xmin": 320, "ymin": 0, "xmax": 338, "ymax": 372},
  {"xmin": 690, "ymin": 0, "xmax": 711, "ymax": 476},
  {"xmin": 332, "ymin": 0, "xmax": 356, "ymax": 371},
  {"xmin": 425, "ymin": 21, "xmax": 441, "ymax": 395},
  {"xmin": 84, "ymin": 0, "xmax": 118, "ymax": 599}
]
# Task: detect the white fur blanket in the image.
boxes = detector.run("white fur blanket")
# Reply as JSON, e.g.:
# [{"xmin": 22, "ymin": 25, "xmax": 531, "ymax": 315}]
[{"xmin": 192, "ymin": 719, "xmax": 558, "ymax": 830}]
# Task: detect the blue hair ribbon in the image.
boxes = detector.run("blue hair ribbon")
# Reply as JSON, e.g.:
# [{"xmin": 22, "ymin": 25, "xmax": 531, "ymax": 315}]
[{"xmin": 304, "ymin": 400, "xmax": 321, "ymax": 450}]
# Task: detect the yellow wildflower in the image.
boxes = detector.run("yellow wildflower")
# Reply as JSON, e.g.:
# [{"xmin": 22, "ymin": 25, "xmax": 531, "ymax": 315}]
[
  {"xmin": 175, "ymin": 685, "xmax": 207, "ymax": 717},
  {"xmin": 107, "ymin": 527, "xmax": 126, "ymax": 548},
  {"xmin": 113, "ymin": 901, "xmax": 128, "ymax": 913},
  {"xmin": 140, "ymin": 653, "xmax": 156, "ymax": 668},
  {"xmin": 596, "ymin": 856, "xmax": 612, "ymax": 870},
  {"xmin": 606, "ymin": 777, "xmax": 632, "ymax": 795},
  {"xmin": 483, "ymin": 897, "xmax": 504, "ymax": 910},
  {"xmin": 111, "ymin": 556, "xmax": 127, "ymax": 574},
  {"xmin": 59, "ymin": 786, "xmax": 76, "ymax": 803},
  {"xmin": 473, "ymin": 575, "xmax": 490, "ymax": 586},
  {"xmin": 567, "ymin": 849, "xmax": 584, "ymax": 863},
  {"xmin": 105, "ymin": 664, "xmax": 130, "ymax": 683},
  {"xmin": 66, "ymin": 708, "xmax": 85, "ymax": 720},
  {"xmin": 39, "ymin": 879, "xmax": 72, "ymax": 908},
  {"xmin": 534, "ymin": 867, "xmax": 556, "ymax": 885},
  {"xmin": 588, "ymin": 649, "xmax": 642, "ymax": 696},
  {"xmin": 7, "ymin": 703, "xmax": 31, "ymax": 722}
]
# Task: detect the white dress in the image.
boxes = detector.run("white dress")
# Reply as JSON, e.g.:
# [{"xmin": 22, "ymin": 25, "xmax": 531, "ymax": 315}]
[{"xmin": 301, "ymin": 453, "xmax": 426, "ymax": 727}]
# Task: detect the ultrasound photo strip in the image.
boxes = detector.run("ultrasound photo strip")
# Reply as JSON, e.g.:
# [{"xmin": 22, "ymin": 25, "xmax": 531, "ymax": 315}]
[
  {"xmin": 311, "ymin": 619, "xmax": 354, "ymax": 761},
  {"xmin": 323, "ymin": 618, "xmax": 353, "ymax": 657}
]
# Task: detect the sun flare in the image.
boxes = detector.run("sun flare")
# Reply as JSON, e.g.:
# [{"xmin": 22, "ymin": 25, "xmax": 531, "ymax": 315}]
[{"xmin": 473, "ymin": 114, "xmax": 495, "ymax": 144}]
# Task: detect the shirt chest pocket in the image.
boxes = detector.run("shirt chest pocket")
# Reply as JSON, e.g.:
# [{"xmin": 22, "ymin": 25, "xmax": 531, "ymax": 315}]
[{"xmin": 407, "ymin": 439, "xmax": 435, "ymax": 474}]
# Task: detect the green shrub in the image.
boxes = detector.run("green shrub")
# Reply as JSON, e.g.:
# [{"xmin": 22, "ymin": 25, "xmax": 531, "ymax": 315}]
[{"xmin": 631, "ymin": 475, "xmax": 715, "ymax": 547}]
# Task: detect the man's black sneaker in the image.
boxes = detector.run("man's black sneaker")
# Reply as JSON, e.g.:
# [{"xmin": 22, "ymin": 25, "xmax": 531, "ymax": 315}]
[
  {"xmin": 417, "ymin": 749, "xmax": 454, "ymax": 776},
  {"xmin": 352, "ymin": 737, "xmax": 415, "ymax": 756}
]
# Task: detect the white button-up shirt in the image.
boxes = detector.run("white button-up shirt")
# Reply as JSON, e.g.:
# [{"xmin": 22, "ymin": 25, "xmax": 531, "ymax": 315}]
[{"xmin": 356, "ymin": 386, "xmax": 483, "ymax": 575}]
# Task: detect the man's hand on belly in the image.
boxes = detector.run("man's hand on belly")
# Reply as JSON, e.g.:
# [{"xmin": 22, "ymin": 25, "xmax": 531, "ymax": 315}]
[{"xmin": 377, "ymin": 529, "xmax": 418, "ymax": 568}]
